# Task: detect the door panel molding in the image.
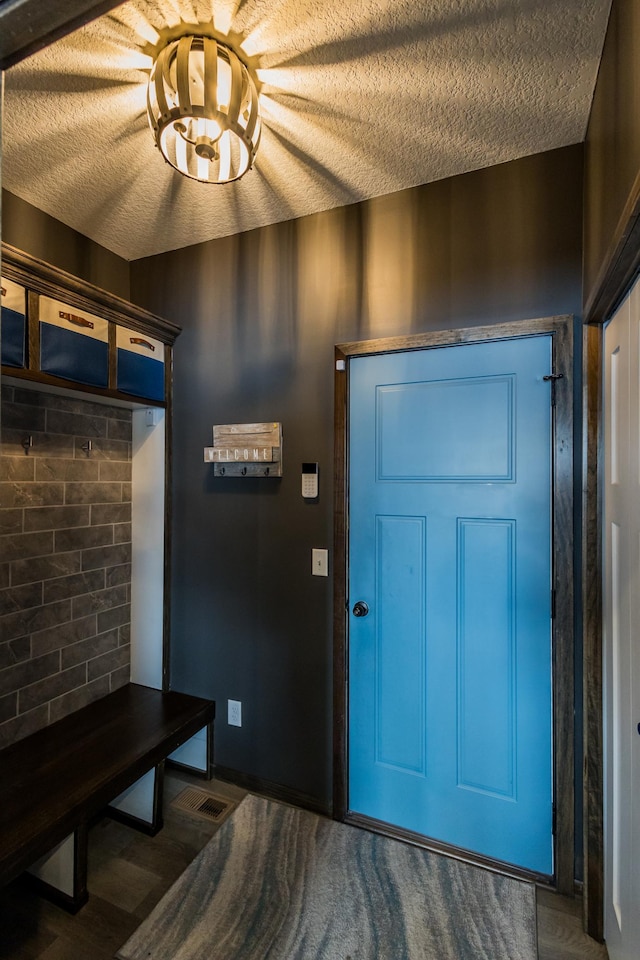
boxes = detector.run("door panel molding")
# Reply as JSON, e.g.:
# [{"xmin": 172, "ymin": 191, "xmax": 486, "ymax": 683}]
[{"xmin": 333, "ymin": 315, "xmax": 575, "ymax": 895}]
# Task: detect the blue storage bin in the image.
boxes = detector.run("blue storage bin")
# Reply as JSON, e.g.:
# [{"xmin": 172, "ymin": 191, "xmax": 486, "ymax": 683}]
[
  {"xmin": 40, "ymin": 296, "xmax": 109, "ymax": 388},
  {"xmin": 116, "ymin": 326, "xmax": 165, "ymax": 401},
  {"xmin": 1, "ymin": 278, "xmax": 27, "ymax": 368}
]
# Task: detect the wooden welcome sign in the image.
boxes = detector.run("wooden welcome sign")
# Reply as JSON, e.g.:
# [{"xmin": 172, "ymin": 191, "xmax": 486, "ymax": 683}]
[{"xmin": 204, "ymin": 422, "xmax": 283, "ymax": 477}]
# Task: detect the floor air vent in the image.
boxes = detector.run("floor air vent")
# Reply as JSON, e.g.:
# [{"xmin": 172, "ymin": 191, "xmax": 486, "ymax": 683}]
[{"xmin": 171, "ymin": 787, "xmax": 234, "ymax": 823}]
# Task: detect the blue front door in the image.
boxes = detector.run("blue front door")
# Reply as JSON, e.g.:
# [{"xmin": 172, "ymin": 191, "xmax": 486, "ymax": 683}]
[{"xmin": 348, "ymin": 335, "xmax": 553, "ymax": 874}]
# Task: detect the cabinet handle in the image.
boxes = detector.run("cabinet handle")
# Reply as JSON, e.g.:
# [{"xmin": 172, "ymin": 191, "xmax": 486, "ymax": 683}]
[
  {"xmin": 59, "ymin": 310, "xmax": 94, "ymax": 329},
  {"xmin": 130, "ymin": 337, "xmax": 155, "ymax": 352}
]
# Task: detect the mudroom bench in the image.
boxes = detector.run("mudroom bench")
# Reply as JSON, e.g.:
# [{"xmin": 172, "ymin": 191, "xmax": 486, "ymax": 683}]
[{"xmin": 0, "ymin": 683, "xmax": 215, "ymax": 911}]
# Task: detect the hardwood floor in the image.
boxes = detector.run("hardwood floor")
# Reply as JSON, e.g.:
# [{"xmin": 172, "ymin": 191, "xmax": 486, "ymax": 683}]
[
  {"xmin": 536, "ymin": 888, "xmax": 609, "ymax": 960},
  {"xmin": 0, "ymin": 770, "xmax": 609, "ymax": 960}
]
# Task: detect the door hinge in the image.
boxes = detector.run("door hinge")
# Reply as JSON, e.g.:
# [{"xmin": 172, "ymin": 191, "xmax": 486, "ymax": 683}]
[
  {"xmin": 543, "ymin": 372, "xmax": 564, "ymax": 405},
  {"xmin": 551, "ymin": 588, "xmax": 556, "ymax": 620}
]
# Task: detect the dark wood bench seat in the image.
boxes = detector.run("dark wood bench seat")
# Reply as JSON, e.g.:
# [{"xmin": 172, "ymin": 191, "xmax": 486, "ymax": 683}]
[{"xmin": 0, "ymin": 683, "xmax": 215, "ymax": 910}]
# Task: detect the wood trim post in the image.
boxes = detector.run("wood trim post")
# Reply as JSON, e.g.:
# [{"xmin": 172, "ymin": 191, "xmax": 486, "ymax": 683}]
[
  {"xmin": 552, "ymin": 317, "xmax": 575, "ymax": 897},
  {"xmin": 27, "ymin": 289, "xmax": 40, "ymax": 372},
  {"xmin": 332, "ymin": 347, "xmax": 349, "ymax": 821},
  {"xmin": 108, "ymin": 321, "xmax": 117, "ymax": 390},
  {"xmin": 163, "ymin": 343, "xmax": 173, "ymax": 692},
  {"xmin": 582, "ymin": 323, "xmax": 604, "ymax": 940}
]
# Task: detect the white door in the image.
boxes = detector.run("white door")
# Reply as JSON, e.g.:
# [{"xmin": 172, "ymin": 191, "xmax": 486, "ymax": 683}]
[{"xmin": 603, "ymin": 282, "xmax": 640, "ymax": 960}]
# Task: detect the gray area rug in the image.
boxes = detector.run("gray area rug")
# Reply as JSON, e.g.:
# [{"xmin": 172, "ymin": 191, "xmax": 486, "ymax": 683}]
[{"xmin": 117, "ymin": 794, "xmax": 537, "ymax": 960}]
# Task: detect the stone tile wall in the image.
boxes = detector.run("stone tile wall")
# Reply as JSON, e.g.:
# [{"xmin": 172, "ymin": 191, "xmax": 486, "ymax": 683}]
[{"xmin": 0, "ymin": 384, "xmax": 132, "ymax": 748}]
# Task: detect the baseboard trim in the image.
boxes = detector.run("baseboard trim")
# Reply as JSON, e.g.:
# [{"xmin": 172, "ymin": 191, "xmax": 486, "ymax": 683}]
[
  {"xmin": 105, "ymin": 806, "xmax": 163, "ymax": 837},
  {"xmin": 212, "ymin": 765, "xmax": 331, "ymax": 817},
  {"xmin": 166, "ymin": 757, "xmax": 213, "ymax": 781}
]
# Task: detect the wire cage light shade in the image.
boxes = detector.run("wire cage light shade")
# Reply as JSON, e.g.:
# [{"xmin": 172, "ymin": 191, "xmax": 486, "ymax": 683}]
[{"xmin": 147, "ymin": 35, "xmax": 261, "ymax": 184}]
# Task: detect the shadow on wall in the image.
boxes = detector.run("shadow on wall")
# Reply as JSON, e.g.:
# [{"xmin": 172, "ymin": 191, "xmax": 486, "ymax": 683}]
[
  {"xmin": 130, "ymin": 144, "xmax": 584, "ymax": 810},
  {"xmin": 232, "ymin": 219, "xmax": 300, "ymax": 388}
]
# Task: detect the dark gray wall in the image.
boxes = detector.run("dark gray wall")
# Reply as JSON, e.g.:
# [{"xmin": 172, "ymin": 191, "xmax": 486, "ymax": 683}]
[
  {"xmin": 130, "ymin": 145, "xmax": 584, "ymax": 810},
  {"xmin": 583, "ymin": 0, "xmax": 640, "ymax": 311},
  {"xmin": 2, "ymin": 189, "xmax": 130, "ymax": 300}
]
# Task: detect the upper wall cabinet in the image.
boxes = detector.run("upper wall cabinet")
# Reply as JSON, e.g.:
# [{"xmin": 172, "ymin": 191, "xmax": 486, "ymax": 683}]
[
  {"xmin": 39, "ymin": 296, "xmax": 109, "ymax": 388},
  {"xmin": 0, "ymin": 277, "xmax": 27, "ymax": 368},
  {"xmin": 116, "ymin": 327, "xmax": 165, "ymax": 402},
  {"xmin": 0, "ymin": 243, "xmax": 181, "ymax": 404}
]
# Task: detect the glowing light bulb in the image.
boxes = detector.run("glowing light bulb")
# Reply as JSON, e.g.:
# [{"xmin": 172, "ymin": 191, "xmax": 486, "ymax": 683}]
[
  {"xmin": 217, "ymin": 59, "xmax": 232, "ymax": 110},
  {"xmin": 218, "ymin": 130, "xmax": 231, "ymax": 181}
]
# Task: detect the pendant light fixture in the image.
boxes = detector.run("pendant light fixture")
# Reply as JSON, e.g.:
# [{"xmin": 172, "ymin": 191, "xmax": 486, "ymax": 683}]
[{"xmin": 147, "ymin": 35, "xmax": 260, "ymax": 184}]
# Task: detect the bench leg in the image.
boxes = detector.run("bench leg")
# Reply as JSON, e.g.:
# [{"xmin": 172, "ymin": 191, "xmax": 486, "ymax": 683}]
[
  {"xmin": 27, "ymin": 823, "xmax": 88, "ymax": 913},
  {"xmin": 107, "ymin": 762, "xmax": 164, "ymax": 835},
  {"xmin": 167, "ymin": 721, "xmax": 214, "ymax": 779}
]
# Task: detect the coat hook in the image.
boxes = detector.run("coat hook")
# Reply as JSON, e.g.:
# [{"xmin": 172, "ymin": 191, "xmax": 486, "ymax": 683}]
[
  {"xmin": 241, "ymin": 466, "xmax": 247, "ymax": 476},
  {"xmin": 264, "ymin": 467, "xmax": 270, "ymax": 476},
  {"xmin": 81, "ymin": 440, "xmax": 93, "ymax": 457},
  {"xmin": 219, "ymin": 466, "xmax": 225, "ymax": 476},
  {"xmin": 22, "ymin": 436, "xmax": 33, "ymax": 455}
]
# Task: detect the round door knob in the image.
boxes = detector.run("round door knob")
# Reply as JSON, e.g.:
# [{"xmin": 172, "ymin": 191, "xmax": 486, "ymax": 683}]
[{"xmin": 352, "ymin": 601, "xmax": 369, "ymax": 618}]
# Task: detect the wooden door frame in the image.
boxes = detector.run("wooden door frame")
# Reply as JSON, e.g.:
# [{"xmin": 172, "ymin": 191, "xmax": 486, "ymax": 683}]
[
  {"xmin": 581, "ymin": 198, "xmax": 640, "ymax": 942},
  {"xmin": 333, "ymin": 314, "xmax": 575, "ymax": 895},
  {"xmin": 581, "ymin": 322, "xmax": 604, "ymax": 939}
]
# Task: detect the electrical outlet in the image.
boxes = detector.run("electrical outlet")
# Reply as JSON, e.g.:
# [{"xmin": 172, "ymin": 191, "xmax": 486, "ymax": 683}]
[{"xmin": 228, "ymin": 699, "xmax": 242, "ymax": 727}]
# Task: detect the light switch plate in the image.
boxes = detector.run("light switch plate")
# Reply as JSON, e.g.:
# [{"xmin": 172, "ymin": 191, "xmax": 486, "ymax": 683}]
[{"xmin": 312, "ymin": 548, "xmax": 328, "ymax": 577}]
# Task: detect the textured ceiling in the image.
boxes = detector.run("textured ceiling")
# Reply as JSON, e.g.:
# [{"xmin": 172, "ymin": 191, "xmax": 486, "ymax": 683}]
[{"xmin": 2, "ymin": 0, "xmax": 611, "ymax": 262}]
